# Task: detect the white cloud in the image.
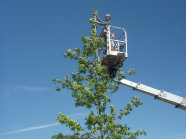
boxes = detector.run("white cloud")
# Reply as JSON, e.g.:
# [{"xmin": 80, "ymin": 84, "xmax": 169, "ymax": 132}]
[
  {"xmin": 0, "ymin": 122, "xmax": 60, "ymax": 136},
  {"xmin": 0, "ymin": 112, "xmax": 88, "ymax": 136},
  {"xmin": 16, "ymin": 85, "xmax": 49, "ymax": 91},
  {"xmin": 1, "ymin": 83, "xmax": 50, "ymax": 93},
  {"xmin": 165, "ymin": 132, "xmax": 186, "ymax": 139},
  {"xmin": 69, "ymin": 112, "xmax": 89, "ymax": 120},
  {"xmin": 174, "ymin": 132, "xmax": 186, "ymax": 139}
]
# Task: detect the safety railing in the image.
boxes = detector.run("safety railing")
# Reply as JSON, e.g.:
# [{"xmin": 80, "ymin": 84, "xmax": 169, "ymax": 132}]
[{"xmin": 105, "ymin": 25, "xmax": 128, "ymax": 57}]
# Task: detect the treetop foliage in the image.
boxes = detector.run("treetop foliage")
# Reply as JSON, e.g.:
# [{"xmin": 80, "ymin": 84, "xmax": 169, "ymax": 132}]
[{"xmin": 52, "ymin": 11, "xmax": 146, "ymax": 139}]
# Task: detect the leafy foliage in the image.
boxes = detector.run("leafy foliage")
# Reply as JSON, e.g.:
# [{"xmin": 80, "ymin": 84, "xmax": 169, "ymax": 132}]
[
  {"xmin": 52, "ymin": 12, "xmax": 146, "ymax": 139},
  {"xmin": 51, "ymin": 133, "xmax": 79, "ymax": 139},
  {"xmin": 127, "ymin": 68, "xmax": 135, "ymax": 75}
]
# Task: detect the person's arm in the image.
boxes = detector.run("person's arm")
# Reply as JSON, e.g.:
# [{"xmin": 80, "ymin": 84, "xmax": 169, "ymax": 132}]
[
  {"xmin": 96, "ymin": 16, "xmax": 111, "ymax": 26},
  {"xmin": 96, "ymin": 15, "xmax": 103, "ymax": 22},
  {"xmin": 94, "ymin": 21, "xmax": 101, "ymax": 24},
  {"xmin": 100, "ymin": 21, "xmax": 111, "ymax": 26}
]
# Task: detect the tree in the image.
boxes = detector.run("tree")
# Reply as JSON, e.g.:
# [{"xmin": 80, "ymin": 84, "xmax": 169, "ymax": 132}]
[
  {"xmin": 52, "ymin": 11, "xmax": 146, "ymax": 139},
  {"xmin": 51, "ymin": 133, "xmax": 78, "ymax": 139}
]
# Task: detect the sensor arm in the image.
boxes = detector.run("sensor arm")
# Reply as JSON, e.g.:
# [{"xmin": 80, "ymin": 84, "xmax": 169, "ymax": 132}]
[{"xmin": 117, "ymin": 79, "xmax": 186, "ymax": 110}]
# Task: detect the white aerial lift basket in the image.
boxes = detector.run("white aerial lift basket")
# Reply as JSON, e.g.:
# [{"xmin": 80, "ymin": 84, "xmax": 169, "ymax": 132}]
[{"xmin": 102, "ymin": 25, "xmax": 128, "ymax": 68}]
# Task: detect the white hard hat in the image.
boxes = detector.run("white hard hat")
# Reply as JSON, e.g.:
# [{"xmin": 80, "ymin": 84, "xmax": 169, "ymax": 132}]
[{"xmin": 105, "ymin": 14, "xmax": 110, "ymax": 17}]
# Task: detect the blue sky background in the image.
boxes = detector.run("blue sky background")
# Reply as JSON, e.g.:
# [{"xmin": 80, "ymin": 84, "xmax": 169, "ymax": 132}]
[{"xmin": 1, "ymin": 0, "xmax": 186, "ymax": 139}]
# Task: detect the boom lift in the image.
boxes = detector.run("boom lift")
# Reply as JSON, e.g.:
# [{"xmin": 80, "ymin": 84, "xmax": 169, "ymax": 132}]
[
  {"xmin": 118, "ymin": 79, "xmax": 186, "ymax": 110},
  {"xmin": 95, "ymin": 12, "xmax": 186, "ymax": 110}
]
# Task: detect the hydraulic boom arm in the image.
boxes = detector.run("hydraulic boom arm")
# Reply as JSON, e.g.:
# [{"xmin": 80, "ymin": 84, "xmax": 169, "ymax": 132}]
[{"xmin": 118, "ymin": 79, "xmax": 186, "ymax": 110}]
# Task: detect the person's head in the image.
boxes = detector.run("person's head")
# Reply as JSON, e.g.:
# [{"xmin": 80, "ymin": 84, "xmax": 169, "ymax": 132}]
[
  {"xmin": 111, "ymin": 32, "xmax": 115, "ymax": 39},
  {"xmin": 105, "ymin": 14, "xmax": 110, "ymax": 21}
]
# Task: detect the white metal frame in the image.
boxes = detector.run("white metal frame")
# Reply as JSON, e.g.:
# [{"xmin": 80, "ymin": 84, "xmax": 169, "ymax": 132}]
[
  {"xmin": 118, "ymin": 79, "xmax": 186, "ymax": 110},
  {"xmin": 105, "ymin": 25, "xmax": 128, "ymax": 57}
]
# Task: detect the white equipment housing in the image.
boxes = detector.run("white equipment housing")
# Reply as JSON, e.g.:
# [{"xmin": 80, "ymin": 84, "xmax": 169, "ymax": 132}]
[
  {"xmin": 118, "ymin": 79, "xmax": 186, "ymax": 110},
  {"xmin": 102, "ymin": 25, "xmax": 128, "ymax": 67}
]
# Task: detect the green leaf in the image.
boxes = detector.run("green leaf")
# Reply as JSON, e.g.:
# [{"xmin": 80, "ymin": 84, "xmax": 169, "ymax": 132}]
[
  {"xmin": 56, "ymin": 87, "xmax": 61, "ymax": 91},
  {"xmin": 67, "ymin": 49, "xmax": 72, "ymax": 55},
  {"xmin": 128, "ymin": 68, "xmax": 135, "ymax": 75}
]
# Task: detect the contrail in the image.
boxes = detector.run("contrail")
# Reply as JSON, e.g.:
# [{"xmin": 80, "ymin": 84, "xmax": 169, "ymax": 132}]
[
  {"xmin": 17, "ymin": 85, "xmax": 49, "ymax": 91},
  {"xmin": 0, "ymin": 122, "xmax": 60, "ymax": 136},
  {"xmin": 0, "ymin": 112, "xmax": 88, "ymax": 136}
]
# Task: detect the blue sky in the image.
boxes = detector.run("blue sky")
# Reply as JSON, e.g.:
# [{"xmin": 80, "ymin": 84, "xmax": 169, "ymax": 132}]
[{"xmin": 0, "ymin": 0, "xmax": 186, "ymax": 139}]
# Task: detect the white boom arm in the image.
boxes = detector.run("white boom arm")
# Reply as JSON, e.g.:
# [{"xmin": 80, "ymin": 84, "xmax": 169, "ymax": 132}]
[{"xmin": 118, "ymin": 79, "xmax": 186, "ymax": 110}]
